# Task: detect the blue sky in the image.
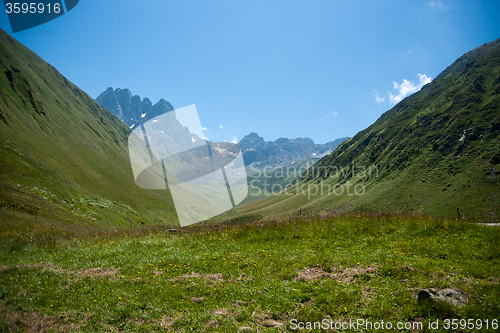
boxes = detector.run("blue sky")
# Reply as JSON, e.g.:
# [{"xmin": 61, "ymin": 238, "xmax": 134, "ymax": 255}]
[{"xmin": 1, "ymin": 0, "xmax": 499, "ymax": 144}]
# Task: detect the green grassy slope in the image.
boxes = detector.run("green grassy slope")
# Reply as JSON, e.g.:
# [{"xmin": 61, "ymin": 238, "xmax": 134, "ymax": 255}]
[
  {"xmin": 222, "ymin": 38, "xmax": 500, "ymax": 224},
  {"xmin": 242, "ymin": 158, "xmax": 319, "ymax": 204},
  {"xmin": 0, "ymin": 29, "xmax": 178, "ymax": 245}
]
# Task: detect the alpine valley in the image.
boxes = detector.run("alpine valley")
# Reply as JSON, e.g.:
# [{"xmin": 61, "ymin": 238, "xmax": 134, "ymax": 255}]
[{"xmin": 0, "ymin": 27, "xmax": 499, "ymax": 332}]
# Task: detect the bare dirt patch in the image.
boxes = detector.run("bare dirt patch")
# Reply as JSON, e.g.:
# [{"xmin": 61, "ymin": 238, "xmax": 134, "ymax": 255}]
[
  {"xmin": 159, "ymin": 315, "xmax": 174, "ymax": 329},
  {"xmin": 249, "ymin": 309, "xmax": 286, "ymax": 329},
  {"xmin": 15, "ymin": 262, "xmax": 68, "ymax": 274},
  {"xmin": 213, "ymin": 309, "xmax": 233, "ymax": 316},
  {"xmin": 0, "ymin": 301, "xmax": 81, "ymax": 333},
  {"xmin": 173, "ymin": 272, "xmax": 202, "ymax": 280},
  {"xmin": 296, "ymin": 264, "xmax": 378, "ymax": 284},
  {"xmin": 204, "ymin": 319, "xmax": 218, "ymax": 330},
  {"xmin": 73, "ymin": 267, "xmax": 119, "ymax": 278},
  {"xmin": 3, "ymin": 262, "xmax": 120, "ymax": 280},
  {"xmin": 229, "ymin": 273, "xmax": 253, "ymax": 282},
  {"xmin": 206, "ymin": 273, "xmax": 223, "ymax": 283},
  {"xmin": 261, "ymin": 315, "xmax": 285, "ymax": 328},
  {"xmin": 296, "ymin": 267, "xmax": 331, "ymax": 281}
]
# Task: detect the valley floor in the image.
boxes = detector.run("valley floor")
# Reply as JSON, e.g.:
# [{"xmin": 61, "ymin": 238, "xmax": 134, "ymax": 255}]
[{"xmin": 0, "ymin": 213, "xmax": 499, "ymax": 332}]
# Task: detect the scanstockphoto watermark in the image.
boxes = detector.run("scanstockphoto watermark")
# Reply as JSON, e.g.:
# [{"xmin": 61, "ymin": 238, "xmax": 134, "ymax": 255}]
[
  {"xmin": 249, "ymin": 162, "xmax": 379, "ymax": 181},
  {"xmin": 289, "ymin": 318, "xmax": 498, "ymax": 331},
  {"xmin": 248, "ymin": 163, "xmax": 379, "ymax": 199},
  {"xmin": 306, "ymin": 163, "xmax": 380, "ymax": 180},
  {"xmin": 3, "ymin": 0, "xmax": 80, "ymax": 33},
  {"xmin": 289, "ymin": 318, "xmax": 423, "ymax": 331},
  {"xmin": 250, "ymin": 179, "xmax": 367, "ymax": 199},
  {"xmin": 128, "ymin": 105, "xmax": 248, "ymax": 227}
]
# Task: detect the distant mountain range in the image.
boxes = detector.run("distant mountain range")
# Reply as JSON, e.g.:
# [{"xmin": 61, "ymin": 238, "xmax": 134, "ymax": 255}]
[
  {"xmin": 96, "ymin": 87, "xmax": 174, "ymax": 129},
  {"xmin": 238, "ymin": 132, "xmax": 349, "ymax": 169},
  {"xmin": 95, "ymin": 88, "xmax": 349, "ymax": 169}
]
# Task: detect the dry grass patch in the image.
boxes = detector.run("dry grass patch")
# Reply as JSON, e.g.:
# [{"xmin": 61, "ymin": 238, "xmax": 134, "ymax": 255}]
[
  {"xmin": 171, "ymin": 271, "xmax": 201, "ymax": 280},
  {"xmin": 295, "ymin": 267, "xmax": 331, "ymax": 281},
  {"xmin": 73, "ymin": 267, "xmax": 119, "ymax": 278},
  {"xmin": 170, "ymin": 272, "xmax": 224, "ymax": 284},
  {"xmin": 296, "ymin": 264, "xmax": 378, "ymax": 284},
  {"xmin": 22, "ymin": 262, "xmax": 67, "ymax": 274},
  {"xmin": 213, "ymin": 308, "xmax": 233, "ymax": 316},
  {"xmin": 229, "ymin": 273, "xmax": 253, "ymax": 282},
  {"xmin": 0, "ymin": 301, "xmax": 80, "ymax": 333},
  {"xmin": 250, "ymin": 309, "xmax": 286, "ymax": 329},
  {"xmin": 234, "ymin": 300, "xmax": 248, "ymax": 307},
  {"xmin": 152, "ymin": 314, "xmax": 175, "ymax": 330},
  {"xmin": 204, "ymin": 319, "xmax": 218, "ymax": 330},
  {"xmin": 206, "ymin": 273, "xmax": 223, "ymax": 283},
  {"xmin": 261, "ymin": 316, "xmax": 285, "ymax": 328},
  {"xmin": 2, "ymin": 262, "xmax": 120, "ymax": 279}
]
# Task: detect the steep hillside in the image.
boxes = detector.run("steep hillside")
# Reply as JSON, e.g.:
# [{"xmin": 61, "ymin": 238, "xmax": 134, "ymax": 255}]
[
  {"xmin": 211, "ymin": 39, "xmax": 500, "ymax": 225},
  {"xmin": 241, "ymin": 157, "xmax": 318, "ymax": 204},
  {"xmin": 299, "ymin": 38, "xmax": 500, "ymax": 221},
  {"xmin": 0, "ymin": 28, "xmax": 178, "ymax": 242}
]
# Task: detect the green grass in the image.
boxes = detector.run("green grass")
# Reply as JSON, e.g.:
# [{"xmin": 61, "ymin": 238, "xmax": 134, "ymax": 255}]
[
  {"xmin": 297, "ymin": 38, "xmax": 500, "ymax": 222},
  {"xmin": 1, "ymin": 213, "xmax": 499, "ymax": 332}
]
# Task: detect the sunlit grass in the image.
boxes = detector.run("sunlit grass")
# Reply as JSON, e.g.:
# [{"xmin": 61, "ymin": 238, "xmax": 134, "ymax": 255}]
[{"xmin": 1, "ymin": 213, "xmax": 499, "ymax": 332}]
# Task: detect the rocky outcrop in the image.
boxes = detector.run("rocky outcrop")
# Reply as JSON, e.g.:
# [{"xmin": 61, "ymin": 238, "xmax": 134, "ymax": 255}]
[
  {"xmin": 96, "ymin": 87, "xmax": 173, "ymax": 129},
  {"xmin": 417, "ymin": 288, "xmax": 468, "ymax": 307}
]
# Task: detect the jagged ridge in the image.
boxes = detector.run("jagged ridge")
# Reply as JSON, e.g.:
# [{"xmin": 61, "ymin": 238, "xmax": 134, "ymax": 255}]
[
  {"xmin": 96, "ymin": 87, "xmax": 174, "ymax": 129},
  {"xmin": 239, "ymin": 132, "xmax": 348, "ymax": 169}
]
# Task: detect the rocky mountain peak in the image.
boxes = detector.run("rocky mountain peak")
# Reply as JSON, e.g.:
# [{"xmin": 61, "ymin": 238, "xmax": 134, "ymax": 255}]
[{"xmin": 96, "ymin": 88, "xmax": 174, "ymax": 129}]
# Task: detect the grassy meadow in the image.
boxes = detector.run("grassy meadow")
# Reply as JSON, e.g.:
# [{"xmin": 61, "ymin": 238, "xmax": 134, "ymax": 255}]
[
  {"xmin": 1, "ymin": 212, "xmax": 499, "ymax": 332},
  {"xmin": 1, "ymin": 27, "xmax": 499, "ymax": 333}
]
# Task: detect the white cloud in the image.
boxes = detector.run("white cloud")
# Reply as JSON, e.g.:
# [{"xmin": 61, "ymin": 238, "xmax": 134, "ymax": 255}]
[
  {"xmin": 373, "ymin": 90, "xmax": 385, "ymax": 103},
  {"xmin": 388, "ymin": 74, "xmax": 432, "ymax": 104},
  {"xmin": 428, "ymin": 0, "xmax": 444, "ymax": 8},
  {"xmin": 202, "ymin": 127, "xmax": 208, "ymax": 131},
  {"xmin": 219, "ymin": 125, "xmax": 223, "ymax": 129},
  {"xmin": 230, "ymin": 136, "xmax": 237, "ymax": 144},
  {"xmin": 333, "ymin": 111, "xmax": 338, "ymax": 117}
]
